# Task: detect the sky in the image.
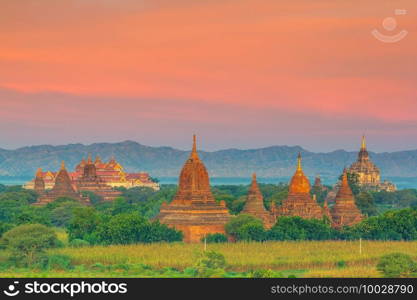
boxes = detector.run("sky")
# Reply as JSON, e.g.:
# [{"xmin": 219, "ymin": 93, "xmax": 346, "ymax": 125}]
[{"xmin": 0, "ymin": 0, "xmax": 416, "ymax": 152}]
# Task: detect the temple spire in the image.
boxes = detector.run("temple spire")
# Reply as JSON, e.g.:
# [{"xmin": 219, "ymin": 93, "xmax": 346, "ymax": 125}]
[
  {"xmin": 36, "ymin": 168, "xmax": 43, "ymax": 177},
  {"xmin": 87, "ymin": 153, "xmax": 92, "ymax": 164},
  {"xmin": 60, "ymin": 161, "xmax": 66, "ymax": 170},
  {"xmin": 342, "ymin": 168, "xmax": 349, "ymax": 185},
  {"xmin": 361, "ymin": 135, "xmax": 367, "ymax": 150},
  {"xmin": 250, "ymin": 173, "xmax": 260, "ymax": 192},
  {"xmin": 297, "ymin": 152, "xmax": 302, "ymax": 171},
  {"xmin": 190, "ymin": 134, "xmax": 199, "ymax": 160}
]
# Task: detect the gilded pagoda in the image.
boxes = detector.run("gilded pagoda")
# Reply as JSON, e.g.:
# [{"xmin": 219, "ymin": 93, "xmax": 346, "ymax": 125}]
[
  {"xmin": 276, "ymin": 153, "xmax": 327, "ymax": 219},
  {"xmin": 348, "ymin": 136, "xmax": 396, "ymax": 192}
]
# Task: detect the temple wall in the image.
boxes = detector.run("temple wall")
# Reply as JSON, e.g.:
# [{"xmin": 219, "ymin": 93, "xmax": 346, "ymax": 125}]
[{"xmin": 170, "ymin": 224, "xmax": 227, "ymax": 243}]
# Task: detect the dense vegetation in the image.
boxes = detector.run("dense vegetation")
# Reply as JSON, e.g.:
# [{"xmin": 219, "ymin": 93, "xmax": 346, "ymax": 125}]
[
  {"xmin": 0, "ymin": 184, "xmax": 417, "ymax": 277},
  {"xmin": 1, "ymin": 183, "xmax": 417, "ymax": 245}
]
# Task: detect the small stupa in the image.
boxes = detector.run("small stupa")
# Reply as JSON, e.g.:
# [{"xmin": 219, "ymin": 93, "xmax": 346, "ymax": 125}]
[
  {"xmin": 331, "ymin": 169, "xmax": 364, "ymax": 228},
  {"xmin": 241, "ymin": 173, "xmax": 275, "ymax": 228}
]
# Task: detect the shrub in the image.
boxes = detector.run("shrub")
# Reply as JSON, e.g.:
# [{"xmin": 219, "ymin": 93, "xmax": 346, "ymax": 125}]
[
  {"xmin": 203, "ymin": 233, "xmax": 228, "ymax": 243},
  {"xmin": 1, "ymin": 224, "xmax": 60, "ymax": 266},
  {"xmin": 248, "ymin": 269, "xmax": 277, "ymax": 278},
  {"xmin": 336, "ymin": 260, "xmax": 347, "ymax": 269},
  {"xmin": 69, "ymin": 239, "xmax": 90, "ymax": 248},
  {"xmin": 195, "ymin": 251, "xmax": 227, "ymax": 278},
  {"xmin": 43, "ymin": 254, "xmax": 73, "ymax": 271},
  {"xmin": 377, "ymin": 253, "xmax": 417, "ymax": 278}
]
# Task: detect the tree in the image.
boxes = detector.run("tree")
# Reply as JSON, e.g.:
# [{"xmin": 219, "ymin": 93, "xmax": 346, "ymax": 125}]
[
  {"xmin": 267, "ymin": 216, "xmax": 334, "ymax": 241},
  {"xmin": 356, "ymin": 191, "xmax": 377, "ymax": 216},
  {"xmin": 377, "ymin": 253, "xmax": 417, "ymax": 278},
  {"xmin": 225, "ymin": 214, "xmax": 265, "ymax": 241},
  {"xmin": 237, "ymin": 222, "xmax": 267, "ymax": 241},
  {"xmin": 51, "ymin": 201, "xmax": 83, "ymax": 227},
  {"xmin": 0, "ymin": 222, "xmax": 13, "ymax": 238},
  {"xmin": 94, "ymin": 213, "xmax": 182, "ymax": 245},
  {"xmin": 1, "ymin": 224, "xmax": 60, "ymax": 266},
  {"xmin": 345, "ymin": 172, "xmax": 360, "ymax": 196},
  {"xmin": 343, "ymin": 208, "xmax": 417, "ymax": 240},
  {"xmin": 67, "ymin": 207, "xmax": 103, "ymax": 244},
  {"xmin": 12, "ymin": 206, "xmax": 51, "ymax": 226}
]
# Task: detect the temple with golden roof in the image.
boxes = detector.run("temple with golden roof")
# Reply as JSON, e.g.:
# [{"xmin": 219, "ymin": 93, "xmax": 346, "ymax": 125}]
[
  {"xmin": 348, "ymin": 136, "xmax": 396, "ymax": 192},
  {"xmin": 75, "ymin": 154, "xmax": 122, "ymax": 201},
  {"xmin": 34, "ymin": 161, "xmax": 90, "ymax": 206},
  {"xmin": 25, "ymin": 155, "xmax": 159, "ymax": 191},
  {"xmin": 156, "ymin": 135, "xmax": 231, "ymax": 243},
  {"xmin": 275, "ymin": 153, "xmax": 328, "ymax": 220},
  {"xmin": 241, "ymin": 173, "xmax": 275, "ymax": 228},
  {"xmin": 330, "ymin": 169, "xmax": 364, "ymax": 228}
]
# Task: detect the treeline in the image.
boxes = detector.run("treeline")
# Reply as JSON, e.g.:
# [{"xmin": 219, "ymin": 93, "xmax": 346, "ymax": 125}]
[
  {"xmin": 221, "ymin": 208, "xmax": 417, "ymax": 242},
  {"xmin": 1, "ymin": 183, "xmax": 417, "ymax": 246},
  {"xmin": 0, "ymin": 184, "xmax": 182, "ymax": 245}
]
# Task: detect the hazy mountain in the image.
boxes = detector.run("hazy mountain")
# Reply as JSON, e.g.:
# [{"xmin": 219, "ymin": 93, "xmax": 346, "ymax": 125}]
[{"xmin": 1, "ymin": 141, "xmax": 417, "ymax": 184}]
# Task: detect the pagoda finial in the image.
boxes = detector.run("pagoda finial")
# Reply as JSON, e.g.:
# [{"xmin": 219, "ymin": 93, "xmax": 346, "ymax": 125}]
[
  {"xmin": 361, "ymin": 135, "xmax": 367, "ymax": 150},
  {"xmin": 60, "ymin": 160, "xmax": 66, "ymax": 170},
  {"xmin": 87, "ymin": 153, "xmax": 92, "ymax": 163},
  {"xmin": 297, "ymin": 152, "xmax": 302, "ymax": 171},
  {"xmin": 252, "ymin": 173, "xmax": 257, "ymax": 181},
  {"xmin": 190, "ymin": 134, "xmax": 199, "ymax": 159},
  {"xmin": 342, "ymin": 168, "xmax": 349, "ymax": 185}
]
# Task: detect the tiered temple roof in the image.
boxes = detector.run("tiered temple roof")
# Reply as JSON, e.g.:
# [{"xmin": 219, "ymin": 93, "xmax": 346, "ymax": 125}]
[
  {"xmin": 34, "ymin": 161, "xmax": 90, "ymax": 206},
  {"xmin": 24, "ymin": 156, "xmax": 159, "ymax": 191},
  {"xmin": 276, "ymin": 153, "xmax": 325, "ymax": 219},
  {"xmin": 241, "ymin": 173, "xmax": 275, "ymax": 228},
  {"xmin": 156, "ymin": 135, "xmax": 231, "ymax": 243},
  {"xmin": 348, "ymin": 136, "xmax": 396, "ymax": 191},
  {"xmin": 331, "ymin": 169, "xmax": 364, "ymax": 228},
  {"xmin": 349, "ymin": 136, "xmax": 380, "ymax": 184}
]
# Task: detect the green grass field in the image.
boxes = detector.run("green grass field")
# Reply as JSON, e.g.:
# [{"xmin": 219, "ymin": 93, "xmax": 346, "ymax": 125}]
[{"xmin": 2, "ymin": 235, "xmax": 417, "ymax": 277}]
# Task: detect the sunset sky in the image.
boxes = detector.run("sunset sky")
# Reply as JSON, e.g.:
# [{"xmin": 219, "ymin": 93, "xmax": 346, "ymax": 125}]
[{"xmin": 0, "ymin": 0, "xmax": 416, "ymax": 152}]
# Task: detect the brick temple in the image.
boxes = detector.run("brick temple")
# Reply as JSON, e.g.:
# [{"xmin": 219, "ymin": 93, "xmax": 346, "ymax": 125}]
[
  {"xmin": 331, "ymin": 169, "xmax": 364, "ymax": 228},
  {"xmin": 241, "ymin": 173, "xmax": 275, "ymax": 228},
  {"xmin": 276, "ymin": 153, "xmax": 327, "ymax": 219},
  {"xmin": 156, "ymin": 135, "xmax": 231, "ymax": 243},
  {"xmin": 34, "ymin": 161, "xmax": 90, "ymax": 206}
]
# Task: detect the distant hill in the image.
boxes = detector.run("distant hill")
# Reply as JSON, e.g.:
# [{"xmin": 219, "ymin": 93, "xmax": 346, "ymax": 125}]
[{"xmin": 1, "ymin": 141, "xmax": 417, "ymax": 184}]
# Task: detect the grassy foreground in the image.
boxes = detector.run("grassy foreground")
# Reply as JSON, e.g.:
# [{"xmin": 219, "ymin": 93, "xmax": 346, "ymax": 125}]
[
  {"xmin": 53, "ymin": 240, "xmax": 417, "ymax": 277},
  {"xmin": 2, "ymin": 240, "xmax": 417, "ymax": 277}
]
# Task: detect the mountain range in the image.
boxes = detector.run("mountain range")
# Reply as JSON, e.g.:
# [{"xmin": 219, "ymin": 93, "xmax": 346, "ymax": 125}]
[{"xmin": 1, "ymin": 141, "xmax": 417, "ymax": 185}]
